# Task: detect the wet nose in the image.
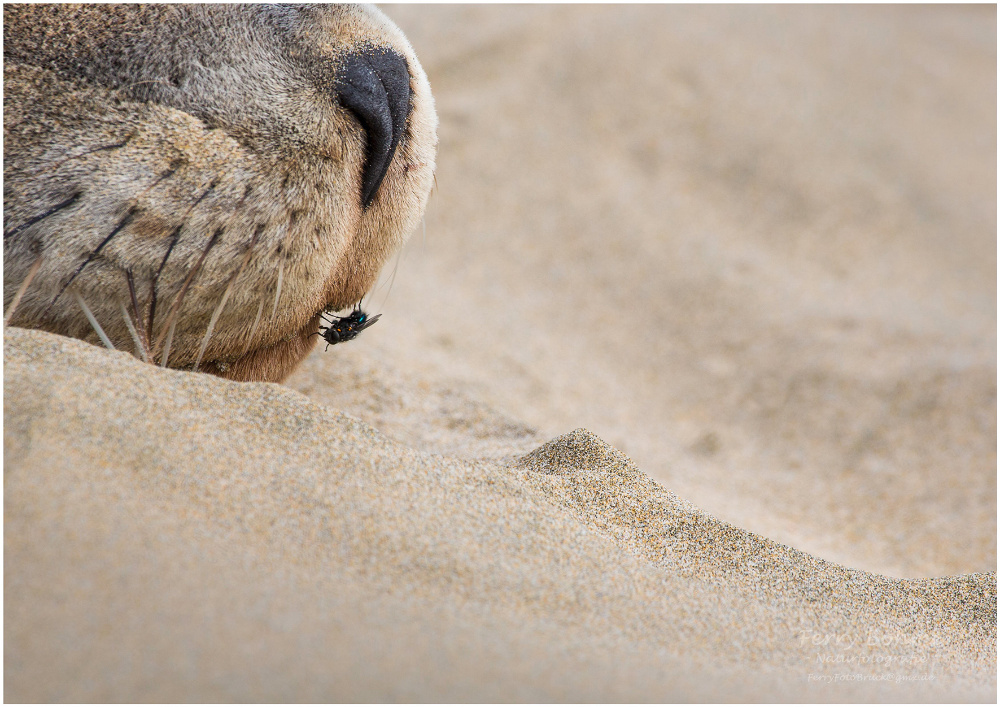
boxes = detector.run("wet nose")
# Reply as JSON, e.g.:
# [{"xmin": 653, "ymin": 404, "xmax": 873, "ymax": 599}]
[{"xmin": 335, "ymin": 48, "xmax": 411, "ymax": 210}]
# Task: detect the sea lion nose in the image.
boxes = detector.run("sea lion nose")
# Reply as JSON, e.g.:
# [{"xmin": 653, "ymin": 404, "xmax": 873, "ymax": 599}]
[{"xmin": 335, "ymin": 48, "xmax": 411, "ymax": 210}]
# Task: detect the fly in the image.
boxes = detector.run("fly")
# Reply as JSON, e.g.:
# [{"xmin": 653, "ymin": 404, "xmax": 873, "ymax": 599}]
[{"xmin": 315, "ymin": 304, "xmax": 381, "ymax": 350}]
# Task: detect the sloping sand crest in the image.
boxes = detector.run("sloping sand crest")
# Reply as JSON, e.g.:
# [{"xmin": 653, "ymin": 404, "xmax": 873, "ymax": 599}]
[
  {"xmin": 362, "ymin": 3, "xmax": 996, "ymax": 582},
  {"xmin": 4, "ymin": 328, "xmax": 994, "ymax": 701}
]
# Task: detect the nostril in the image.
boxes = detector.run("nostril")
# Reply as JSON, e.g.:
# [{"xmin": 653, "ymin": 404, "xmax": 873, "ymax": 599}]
[{"xmin": 335, "ymin": 48, "xmax": 411, "ymax": 210}]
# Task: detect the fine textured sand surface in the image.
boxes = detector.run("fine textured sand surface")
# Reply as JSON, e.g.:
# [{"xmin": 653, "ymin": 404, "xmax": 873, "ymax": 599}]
[
  {"xmin": 4, "ymin": 4, "xmax": 996, "ymax": 703},
  {"xmin": 4, "ymin": 328, "xmax": 996, "ymax": 702}
]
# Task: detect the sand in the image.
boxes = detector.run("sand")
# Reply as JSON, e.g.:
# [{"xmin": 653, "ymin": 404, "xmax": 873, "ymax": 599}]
[
  {"xmin": 4, "ymin": 4, "xmax": 996, "ymax": 702},
  {"xmin": 4, "ymin": 328, "xmax": 995, "ymax": 701}
]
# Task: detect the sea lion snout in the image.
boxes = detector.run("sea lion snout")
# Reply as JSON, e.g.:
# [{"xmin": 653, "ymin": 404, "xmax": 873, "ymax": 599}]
[
  {"xmin": 3, "ymin": 4, "xmax": 438, "ymax": 383},
  {"xmin": 336, "ymin": 49, "xmax": 412, "ymax": 209}
]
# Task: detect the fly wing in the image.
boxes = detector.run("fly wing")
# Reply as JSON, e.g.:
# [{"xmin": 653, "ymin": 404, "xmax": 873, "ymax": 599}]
[{"xmin": 356, "ymin": 312, "xmax": 381, "ymax": 332}]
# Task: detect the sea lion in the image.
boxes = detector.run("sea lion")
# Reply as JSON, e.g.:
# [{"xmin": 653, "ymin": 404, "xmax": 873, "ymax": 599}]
[{"xmin": 3, "ymin": 4, "xmax": 437, "ymax": 382}]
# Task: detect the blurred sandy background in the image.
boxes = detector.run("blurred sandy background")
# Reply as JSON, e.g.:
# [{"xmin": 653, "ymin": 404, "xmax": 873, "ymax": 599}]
[
  {"xmin": 289, "ymin": 4, "xmax": 996, "ymax": 579},
  {"xmin": 6, "ymin": 5, "xmax": 996, "ymax": 701}
]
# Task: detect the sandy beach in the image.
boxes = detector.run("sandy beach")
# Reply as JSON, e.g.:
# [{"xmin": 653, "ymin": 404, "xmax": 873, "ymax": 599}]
[{"xmin": 4, "ymin": 4, "xmax": 996, "ymax": 702}]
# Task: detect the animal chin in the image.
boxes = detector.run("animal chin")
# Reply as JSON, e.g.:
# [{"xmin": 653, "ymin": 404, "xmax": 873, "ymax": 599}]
[{"xmin": 200, "ymin": 313, "xmax": 323, "ymax": 383}]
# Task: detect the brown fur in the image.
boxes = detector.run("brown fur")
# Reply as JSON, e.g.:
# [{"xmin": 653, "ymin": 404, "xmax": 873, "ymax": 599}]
[{"xmin": 3, "ymin": 4, "xmax": 437, "ymax": 381}]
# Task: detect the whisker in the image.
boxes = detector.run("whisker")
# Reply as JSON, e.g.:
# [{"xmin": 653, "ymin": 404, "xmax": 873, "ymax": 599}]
[
  {"xmin": 159, "ymin": 318, "xmax": 178, "ymax": 368},
  {"xmin": 152, "ymin": 227, "xmax": 222, "ymax": 362},
  {"xmin": 190, "ymin": 277, "xmax": 234, "ymax": 372},
  {"xmin": 119, "ymin": 301, "xmax": 149, "ymax": 362},
  {"xmin": 44, "ymin": 136, "xmax": 133, "ymax": 174},
  {"xmin": 271, "ymin": 256, "xmax": 284, "ymax": 321},
  {"xmin": 72, "ymin": 289, "xmax": 115, "ymax": 350},
  {"xmin": 125, "ymin": 269, "xmax": 151, "ymax": 360},
  {"xmin": 134, "ymin": 166, "xmax": 178, "ymax": 201},
  {"xmin": 192, "ymin": 228, "xmax": 261, "ymax": 371},
  {"xmin": 3, "ymin": 192, "xmax": 82, "ymax": 241},
  {"xmin": 4, "ymin": 255, "xmax": 43, "ymax": 326},
  {"xmin": 271, "ymin": 165, "xmax": 295, "ymax": 323},
  {"xmin": 148, "ymin": 181, "xmax": 216, "ymax": 344},
  {"xmin": 147, "ymin": 225, "xmax": 181, "ymax": 344},
  {"xmin": 378, "ymin": 247, "xmax": 403, "ymax": 312},
  {"xmin": 241, "ymin": 299, "xmax": 266, "ymax": 359},
  {"xmin": 47, "ymin": 207, "xmax": 136, "ymax": 312}
]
